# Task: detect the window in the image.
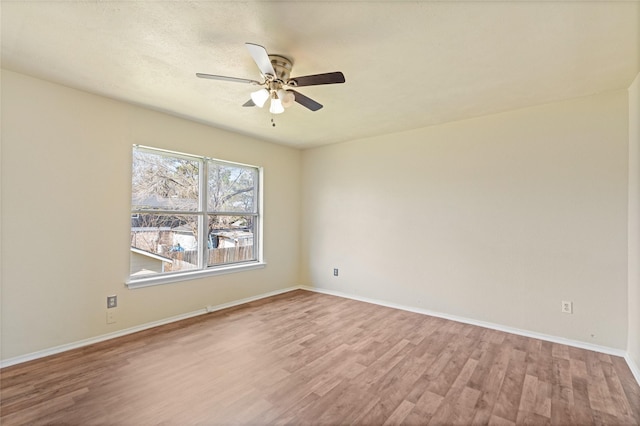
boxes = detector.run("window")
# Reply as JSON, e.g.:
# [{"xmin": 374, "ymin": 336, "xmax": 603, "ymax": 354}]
[{"xmin": 128, "ymin": 146, "xmax": 262, "ymax": 287}]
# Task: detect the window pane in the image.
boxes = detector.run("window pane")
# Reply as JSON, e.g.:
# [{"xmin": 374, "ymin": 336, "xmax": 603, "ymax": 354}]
[
  {"xmin": 132, "ymin": 149, "xmax": 199, "ymax": 211},
  {"xmin": 207, "ymin": 162, "xmax": 256, "ymax": 213},
  {"xmin": 129, "ymin": 145, "xmax": 262, "ymax": 283},
  {"xmin": 130, "ymin": 214, "xmax": 199, "ymax": 277},
  {"xmin": 207, "ymin": 215, "xmax": 256, "ymax": 266}
]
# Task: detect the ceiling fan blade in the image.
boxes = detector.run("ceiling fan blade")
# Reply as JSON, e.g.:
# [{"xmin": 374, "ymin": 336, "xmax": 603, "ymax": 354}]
[
  {"xmin": 196, "ymin": 73, "xmax": 261, "ymax": 85},
  {"xmin": 287, "ymin": 71, "xmax": 345, "ymax": 87},
  {"xmin": 245, "ymin": 43, "xmax": 276, "ymax": 77},
  {"xmin": 289, "ymin": 90, "xmax": 323, "ymax": 111},
  {"xmin": 242, "ymin": 99, "xmax": 256, "ymax": 107}
]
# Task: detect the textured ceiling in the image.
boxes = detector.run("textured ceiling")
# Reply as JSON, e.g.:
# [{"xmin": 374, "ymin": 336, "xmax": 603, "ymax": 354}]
[{"xmin": 2, "ymin": 1, "xmax": 639, "ymax": 149}]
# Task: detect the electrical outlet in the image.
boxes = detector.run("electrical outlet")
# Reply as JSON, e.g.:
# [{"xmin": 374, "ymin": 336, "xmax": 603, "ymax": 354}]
[
  {"xmin": 107, "ymin": 295, "xmax": 117, "ymax": 309},
  {"xmin": 333, "ymin": 268, "xmax": 339, "ymax": 276},
  {"xmin": 106, "ymin": 310, "xmax": 116, "ymax": 324},
  {"xmin": 561, "ymin": 301, "xmax": 573, "ymax": 314}
]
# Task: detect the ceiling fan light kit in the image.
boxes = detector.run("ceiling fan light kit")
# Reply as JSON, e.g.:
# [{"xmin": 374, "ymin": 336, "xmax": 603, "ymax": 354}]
[
  {"xmin": 250, "ymin": 88, "xmax": 270, "ymax": 108},
  {"xmin": 197, "ymin": 42, "xmax": 345, "ymax": 116},
  {"xmin": 277, "ymin": 89, "xmax": 295, "ymax": 108},
  {"xmin": 269, "ymin": 96, "xmax": 285, "ymax": 114}
]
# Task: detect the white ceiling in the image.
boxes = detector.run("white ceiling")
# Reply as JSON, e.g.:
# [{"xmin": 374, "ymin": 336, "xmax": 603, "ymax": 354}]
[{"xmin": 2, "ymin": 1, "xmax": 639, "ymax": 149}]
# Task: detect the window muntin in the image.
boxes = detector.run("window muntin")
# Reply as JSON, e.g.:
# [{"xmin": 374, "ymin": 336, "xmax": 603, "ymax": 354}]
[{"xmin": 129, "ymin": 146, "xmax": 260, "ymax": 282}]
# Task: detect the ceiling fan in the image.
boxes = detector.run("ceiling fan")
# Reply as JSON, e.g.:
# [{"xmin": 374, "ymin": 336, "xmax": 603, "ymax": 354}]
[{"xmin": 196, "ymin": 43, "xmax": 345, "ymax": 114}]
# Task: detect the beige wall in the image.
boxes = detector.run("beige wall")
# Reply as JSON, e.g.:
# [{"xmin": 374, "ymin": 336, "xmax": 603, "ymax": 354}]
[
  {"xmin": 629, "ymin": 73, "xmax": 640, "ymax": 367},
  {"xmin": 0, "ymin": 70, "xmax": 301, "ymax": 360},
  {"xmin": 301, "ymin": 91, "xmax": 629, "ymax": 349},
  {"xmin": 1, "ymin": 68, "xmax": 635, "ymax": 362}
]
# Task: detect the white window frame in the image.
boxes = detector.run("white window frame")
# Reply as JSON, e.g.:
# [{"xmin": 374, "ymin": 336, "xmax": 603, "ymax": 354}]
[{"xmin": 127, "ymin": 145, "xmax": 264, "ymax": 289}]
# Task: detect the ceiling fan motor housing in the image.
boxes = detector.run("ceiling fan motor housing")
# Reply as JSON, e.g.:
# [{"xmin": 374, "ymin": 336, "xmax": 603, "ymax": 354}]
[{"xmin": 268, "ymin": 55, "xmax": 293, "ymax": 82}]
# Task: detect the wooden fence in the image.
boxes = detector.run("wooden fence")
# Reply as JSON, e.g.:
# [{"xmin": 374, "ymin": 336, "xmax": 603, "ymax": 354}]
[
  {"xmin": 208, "ymin": 246, "xmax": 254, "ymax": 265},
  {"xmin": 167, "ymin": 246, "xmax": 254, "ymax": 270}
]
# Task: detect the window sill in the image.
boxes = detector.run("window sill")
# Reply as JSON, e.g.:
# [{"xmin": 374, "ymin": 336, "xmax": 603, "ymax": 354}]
[{"xmin": 126, "ymin": 262, "xmax": 267, "ymax": 289}]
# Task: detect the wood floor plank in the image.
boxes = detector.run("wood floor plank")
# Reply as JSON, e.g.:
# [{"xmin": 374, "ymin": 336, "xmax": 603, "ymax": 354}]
[
  {"xmin": 493, "ymin": 348, "xmax": 528, "ymax": 422},
  {"xmin": 489, "ymin": 413, "xmax": 516, "ymax": 425},
  {"xmin": 471, "ymin": 344, "xmax": 513, "ymax": 425},
  {"xmin": 1, "ymin": 290, "xmax": 638, "ymax": 425},
  {"xmin": 403, "ymin": 390, "xmax": 444, "ymax": 424},
  {"xmin": 552, "ymin": 356, "xmax": 575, "ymax": 406},
  {"xmin": 515, "ymin": 374, "xmax": 539, "ymax": 424},
  {"xmin": 382, "ymin": 399, "xmax": 415, "ymax": 425},
  {"xmin": 427, "ymin": 358, "xmax": 479, "ymax": 424},
  {"xmin": 612, "ymin": 355, "xmax": 640, "ymax": 421},
  {"xmin": 601, "ymin": 359, "xmax": 635, "ymax": 419},
  {"xmin": 353, "ymin": 345, "xmax": 434, "ymax": 423},
  {"xmin": 533, "ymin": 380, "xmax": 553, "ymax": 419},
  {"xmin": 451, "ymin": 386, "xmax": 483, "ymax": 424}
]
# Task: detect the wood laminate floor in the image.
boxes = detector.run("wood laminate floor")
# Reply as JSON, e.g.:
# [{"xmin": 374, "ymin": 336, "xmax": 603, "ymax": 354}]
[{"xmin": 1, "ymin": 290, "xmax": 639, "ymax": 425}]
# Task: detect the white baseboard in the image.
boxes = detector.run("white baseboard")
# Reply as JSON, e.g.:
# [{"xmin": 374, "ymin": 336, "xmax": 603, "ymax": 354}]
[
  {"xmin": 299, "ymin": 286, "xmax": 625, "ymax": 356},
  {"xmin": 3, "ymin": 284, "xmax": 640, "ymax": 390},
  {"xmin": 0, "ymin": 286, "xmax": 299, "ymax": 369},
  {"xmin": 299, "ymin": 286, "xmax": 640, "ymax": 385},
  {"xmin": 625, "ymin": 354, "xmax": 640, "ymax": 386}
]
